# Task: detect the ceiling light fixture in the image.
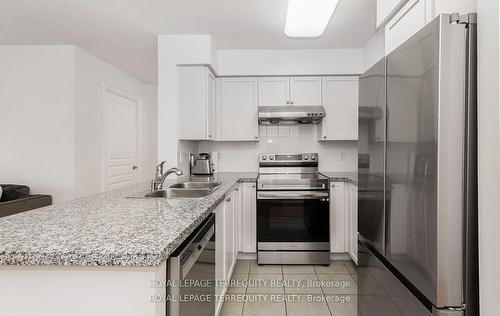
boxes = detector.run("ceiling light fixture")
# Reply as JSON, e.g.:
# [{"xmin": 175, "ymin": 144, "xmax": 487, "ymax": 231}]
[{"xmin": 284, "ymin": 0, "xmax": 340, "ymax": 38}]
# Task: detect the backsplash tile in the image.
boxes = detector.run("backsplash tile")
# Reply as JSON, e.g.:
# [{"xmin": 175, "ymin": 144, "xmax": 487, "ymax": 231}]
[{"xmin": 198, "ymin": 125, "xmax": 358, "ymax": 172}]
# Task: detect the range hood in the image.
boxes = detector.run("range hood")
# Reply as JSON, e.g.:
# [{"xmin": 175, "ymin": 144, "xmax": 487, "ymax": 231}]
[{"xmin": 258, "ymin": 106, "xmax": 326, "ymax": 125}]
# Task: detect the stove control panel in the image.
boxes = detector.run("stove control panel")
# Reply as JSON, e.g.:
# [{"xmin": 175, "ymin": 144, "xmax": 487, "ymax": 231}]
[{"xmin": 259, "ymin": 153, "xmax": 319, "ymax": 163}]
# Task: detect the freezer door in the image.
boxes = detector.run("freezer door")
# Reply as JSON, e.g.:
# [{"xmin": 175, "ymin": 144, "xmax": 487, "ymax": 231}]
[
  {"xmin": 385, "ymin": 15, "xmax": 466, "ymax": 308},
  {"xmin": 358, "ymin": 58, "xmax": 387, "ymax": 255}
]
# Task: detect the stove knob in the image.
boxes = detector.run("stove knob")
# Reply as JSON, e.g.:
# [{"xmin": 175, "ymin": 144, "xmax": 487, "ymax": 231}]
[
  {"xmin": 262, "ymin": 155, "xmax": 267, "ymax": 160},
  {"xmin": 311, "ymin": 155, "xmax": 317, "ymax": 161},
  {"xmin": 269, "ymin": 156, "xmax": 275, "ymax": 160},
  {"xmin": 303, "ymin": 155, "xmax": 309, "ymax": 160}
]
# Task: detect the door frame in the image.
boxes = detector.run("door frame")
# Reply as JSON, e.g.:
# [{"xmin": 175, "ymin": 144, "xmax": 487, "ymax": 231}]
[{"xmin": 101, "ymin": 83, "xmax": 144, "ymax": 191}]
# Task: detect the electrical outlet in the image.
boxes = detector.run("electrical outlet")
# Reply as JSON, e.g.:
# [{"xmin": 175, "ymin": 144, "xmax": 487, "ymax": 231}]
[{"xmin": 340, "ymin": 152, "xmax": 346, "ymax": 161}]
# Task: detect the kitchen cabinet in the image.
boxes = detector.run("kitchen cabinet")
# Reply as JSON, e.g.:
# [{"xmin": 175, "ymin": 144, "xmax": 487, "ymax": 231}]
[
  {"xmin": 330, "ymin": 182, "xmax": 346, "ymax": 253},
  {"xmin": 290, "ymin": 76, "xmax": 322, "ymax": 106},
  {"xmin": 330, "ymin": 181, "xmax": 358, "ymax": 263},
  {"xmin": 178, "ymin": 66, "xmax": 216, "ymax": 140},
  {"xmin": 258, "ymin": 76, "xmax": 322, "ymax": 106},
  {"xmin": 217, "ymin": 78, "xmax": 259, "ymax": 141},
  {"xmin": 384, "ymin": 0, "xmax": 476, "ymax": 54},
  {"xmin": 377, "ymin": 0, "xmax": 408, "ymax": 27},
  {"xmin": 224, "ymin": 190, "xmax": 237, "ymax": 280},
  {"xmin": 385, "ymin": 0, "xmax": 427, "ymax": 54},
  {"xmin": 214, "ymin": 202, "xmax": 225, "ymax": 315},
  {"xmin": 318, "ymin": 77, "xmax": 359, "ymax": 141},
  {"xmin": 346, "ymin": 182, "xmax": 358, "ymax": 264},
  {"xmin": 258, "ymin": 77, "xmax": 290, "ymax": 106},
  {"xmin": 238, "ymin": 182, "xmax": 257, "ymax": 254}
]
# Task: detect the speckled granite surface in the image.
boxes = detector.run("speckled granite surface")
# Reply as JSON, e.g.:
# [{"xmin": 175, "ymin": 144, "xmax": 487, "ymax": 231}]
[
  {"xmin": 320, "ymin": 172, "xmax": 358, "ymax": 185},
  {"xmin": 0, "ymin": 173, "xmax": 256, "ymax": 267}
]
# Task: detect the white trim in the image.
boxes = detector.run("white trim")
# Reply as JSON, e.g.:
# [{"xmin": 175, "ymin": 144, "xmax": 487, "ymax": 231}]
[
  {"xmin": 101, "ymin": 83, "xmax": 144, "ymax": 191},
  {"xmin": 329, "ymin": 253, "xmax": 352, "ymax": 261}
]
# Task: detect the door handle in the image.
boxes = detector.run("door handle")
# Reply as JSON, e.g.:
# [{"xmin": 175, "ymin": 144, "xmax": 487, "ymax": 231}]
[{"xmin": 132, "ymin": 165, "xmax": 138, "ymax": 170}]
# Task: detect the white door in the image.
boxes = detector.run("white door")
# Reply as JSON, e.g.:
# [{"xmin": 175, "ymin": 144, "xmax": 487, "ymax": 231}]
[
  {"xmin": 104, "ymin": 90, "xmax": 141, "ymax": 190},
  {"xmin": 219, "ymin": 78, "xmax": 259, "ymax": 141},
  {"xmin": 290, "ymin": 76, "xmax": 322, "ymax": 106},
  {"xmin": 258, "ymin": 77, "xmax": 290, "ymax": 106}
]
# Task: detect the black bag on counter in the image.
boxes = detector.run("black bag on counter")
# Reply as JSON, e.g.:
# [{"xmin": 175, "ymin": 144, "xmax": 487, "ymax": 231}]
[{"xmin": 0, "ymin": 185, "xmax": 30, "ymax": 202}]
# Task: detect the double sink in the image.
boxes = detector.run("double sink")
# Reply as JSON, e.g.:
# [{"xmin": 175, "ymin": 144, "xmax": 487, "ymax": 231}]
[{"xmin": 145, "ymin": 181, "xmax": 222, "ymax": 199}]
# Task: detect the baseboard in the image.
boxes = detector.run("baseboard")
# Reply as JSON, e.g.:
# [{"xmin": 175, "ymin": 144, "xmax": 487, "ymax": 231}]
[
  {"xmin": 237, "ymin": 252, "xmax": 353, "ymax": 262},
  {"xmin": 237, "ymin": 252, "xmax": 257, "ymax": 260},
  {"xmin": 330, "ymin": 253, "xmax": 352, "ymax": 261}
]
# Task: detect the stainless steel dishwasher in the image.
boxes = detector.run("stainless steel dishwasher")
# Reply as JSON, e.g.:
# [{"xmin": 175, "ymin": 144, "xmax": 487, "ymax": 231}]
[{"xmin": 168, "ymin": 214, "xmax": 215, "ymax": 316}]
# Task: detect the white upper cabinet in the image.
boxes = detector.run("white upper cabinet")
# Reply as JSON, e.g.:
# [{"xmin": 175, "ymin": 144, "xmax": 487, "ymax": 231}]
[
  {"xmin": 178, "ymin": 66, "xmax": 215, "ymax": 140},
  {"xmin": 385, "ymin": 0, "xmax": 477, "ymax": 54},
  {"xmin": 258, "ymin": 76, "xmax": 322, "ymax": 106},
  {"xmin": 385, "ymin": 0, "xmax": 427, "ymax": 54},
  {"xmin": 258, "ymin": 77, "xmax": 290, "ymax": 106},
  {"xmin": 377, "ymin": 0, "xmax": 408, "ymax": 27},
  {"xmin": 318, "ymin": 76, "xmax": 359, "ymax": 141},
  {"xmin": 290, "ymin": 76, "xmax": 322, "ymax": 106},
  {"xmin": 218, "ymin": 77, "xmax": 259, "ymax": 141}
]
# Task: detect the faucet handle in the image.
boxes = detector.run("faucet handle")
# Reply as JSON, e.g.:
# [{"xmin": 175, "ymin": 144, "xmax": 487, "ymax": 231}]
[{"xmin": 156, "ymin": 161, "xmax": 167, "ymax": 177}]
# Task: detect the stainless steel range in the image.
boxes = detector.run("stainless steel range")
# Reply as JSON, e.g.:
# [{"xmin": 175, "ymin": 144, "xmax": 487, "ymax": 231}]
[{"xmin": 257, "ymin": 153, "xmax": 330, "ymax": 265}]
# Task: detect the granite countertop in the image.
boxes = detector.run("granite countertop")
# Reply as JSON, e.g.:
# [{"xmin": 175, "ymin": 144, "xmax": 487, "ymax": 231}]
[
  {"xmin": 320, "ymin": 171, "xmax": 358, "ymax": 185},
  {"xmin": 0, "ymin": 172, "xmax": 257, "ymax": 268}
]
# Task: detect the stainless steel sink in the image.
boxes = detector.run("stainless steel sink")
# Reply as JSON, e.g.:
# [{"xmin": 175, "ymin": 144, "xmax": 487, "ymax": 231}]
[{"xmin": 144, "ymin": 181, "xmax": 222, "ymax": 198}]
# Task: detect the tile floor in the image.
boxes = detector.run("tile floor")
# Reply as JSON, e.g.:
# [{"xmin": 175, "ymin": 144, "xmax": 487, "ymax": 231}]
[{"xmin": 219, "ymin": 259, "xmax": 359, "ymax": 316}]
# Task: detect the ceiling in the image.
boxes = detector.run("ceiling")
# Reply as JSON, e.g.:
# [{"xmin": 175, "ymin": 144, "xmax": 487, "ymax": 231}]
[
  {"xmin": 127, "ymin": 0, "xmax": 377, "ymax": 49},
  {"xmin": 0, "ymin": 0, "xmax": 157, "ymax": 83},
  {"xmin": 0, "ymin": 0, "xmax": 377, "ymax": 83}
]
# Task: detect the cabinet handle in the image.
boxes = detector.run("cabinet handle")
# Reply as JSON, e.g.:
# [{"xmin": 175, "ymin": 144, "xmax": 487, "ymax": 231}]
[
  {"xmin": 323, "ymin": 136, "xmax": 327, "ymax": 139},
  {"xmin": 251, "ymin": 184, "xmax": 256, "ymax": 188},
  {"xmin": 254, "ymin": 136, "xmax": 258, "ymax": 139},
  {"xmin": 226, "ymin": 197, "xmax": 231, "ymax": 202},
  {"xmin": 291, "ymin": 101, "xmax": 294, "ymax": 104},
  {"xmin": 208, "ymin": 134, "xmax": 212, "ymax": 138}
]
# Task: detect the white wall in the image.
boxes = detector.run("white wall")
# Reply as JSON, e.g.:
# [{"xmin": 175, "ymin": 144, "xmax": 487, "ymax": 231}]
[
  {"xmin": 363, "ymin": 28, "xmax": 385, "ymax": 72},
  {"xmin": 217, "ymin": 49, "xmax": 364, "ymax": 76},
  {"xmin": 477, "ymin": 0, "xmax": 500, "ymax": 314},
  {"xmin": 74, "ymin": 47, "xmax": 157, "ymax": 198},
  {"xmin": 0, "ymin": 45, "xmax": 157, "ymax": 203},
  {"xmin": 157, "ymin": 35, "xmax": 217, "ymax": 169},
  {"xmin": 0, "ymin": 46, "xmax": 77, "ymax": 202},
  {"xmin": 199, "ymin": 125, "xmax": 358, "ymax": 172}
]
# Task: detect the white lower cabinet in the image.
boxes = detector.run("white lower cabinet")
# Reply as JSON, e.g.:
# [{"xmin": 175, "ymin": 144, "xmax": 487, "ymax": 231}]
[
  {"xmin": 214, "ymin": 202, "xmax": 225, "ymax": 316},
  {"xmin": 330, "ymin": 181, "xmax": 358, "ymax": 263},
  {"xmin": 215, "ymin": 187, "xmax": 239, "ymax": 316},
  {"xmin": 238, "ymin": 182, "xmax": 257, "ymax": 254},
  {"xmin": 346, "ymin": 183, "xmax": 358, "ymax": 264},
  {"xmin": 330, "ymin": 182, "xmax": 346, "ymax": 253}
]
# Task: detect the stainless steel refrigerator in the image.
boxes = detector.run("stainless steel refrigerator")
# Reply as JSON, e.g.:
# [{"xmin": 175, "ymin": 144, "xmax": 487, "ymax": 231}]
[{"xmin": 358, "ymin": 13, "xmax": 478, "ymax": 316}]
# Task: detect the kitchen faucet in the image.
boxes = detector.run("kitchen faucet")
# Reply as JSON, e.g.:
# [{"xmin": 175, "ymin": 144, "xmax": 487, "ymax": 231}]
[{"xmin": 151, "ymin": 161, "xmax": 183, "ymax": 192}]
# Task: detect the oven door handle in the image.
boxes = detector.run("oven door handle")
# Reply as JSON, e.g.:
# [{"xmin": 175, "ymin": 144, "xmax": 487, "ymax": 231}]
[{"xmin": 257, "ymin": 191, "xmax": 329, "ymax": 200}]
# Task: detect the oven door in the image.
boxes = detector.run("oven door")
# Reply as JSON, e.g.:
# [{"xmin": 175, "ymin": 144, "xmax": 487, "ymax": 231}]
[{"xmin": 257, "ymin": 191, "xmax": 330, "ymax": 250}]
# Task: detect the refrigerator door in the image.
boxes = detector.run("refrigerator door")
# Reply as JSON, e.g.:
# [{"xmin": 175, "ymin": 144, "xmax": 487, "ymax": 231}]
[
  {"xmin": 385, "ymin": 14, "xmax": 466, "ymax": 308},
  {"xmin": 358, "ymin": 58, "xmax": 387, "ymax": 255}
]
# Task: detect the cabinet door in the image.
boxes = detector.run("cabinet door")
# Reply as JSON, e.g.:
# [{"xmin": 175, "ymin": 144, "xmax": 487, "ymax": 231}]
[
  {"xmin": 219, "ymin": 78, "xmax": 259, "ymax": 141},
  {"xmin": 224, "ymin": 193, "xmax": 235, "ymax": 280},
  {"xmin": 348, "ymin": 183, "xmax": 358, "ymax": 264},
  {"xmin": 214, "ymin": 202, "xmax": 225, "ymax": 314},
  {"xmin": 319, "ymin": 77, "xmax": 359, "ymax": 141},
  {"xmin": 179, "ymin": 66, "xmax": 215, "ymax": 140},
  {"xmin": 376, "ymin": 0, "xmax": 407, "ymax": 27},
  {"xmin": 207, "ymin": 71, "xmax": 216, "ymax": 140},
  {"xmin": 290, "ymin": 76, "xmax": 322, "ymax": 106},
  {"xmin": 241, "ymin": 182, "xmax": 257, "ymax": 253},
  {"xmin": 258, "ymin": 77, "xmax": 290, "ymax": 106},
  {"xmin": 330, "ymin": 182, "xmax": 346, "ymax": 253},
  {"xmin": 385, "ymin": 0, "xmax": 427, "ymax": 54}
]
